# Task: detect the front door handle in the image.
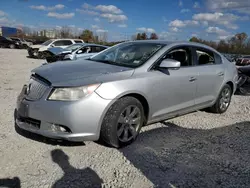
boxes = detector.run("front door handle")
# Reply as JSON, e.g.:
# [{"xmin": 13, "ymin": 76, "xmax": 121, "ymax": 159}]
[
  {"xmin": 218, "ymin": 72, "xmax": 224, "ymax": 76},
  {"xmin": 189, "ymin": 76, "xmax": 197, "ymax": 82}
]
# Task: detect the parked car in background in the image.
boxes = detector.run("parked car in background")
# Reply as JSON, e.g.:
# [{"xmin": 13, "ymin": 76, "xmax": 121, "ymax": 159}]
[
  {"xmin": 236, "ymin": 55, "xmax": 250, "ymax": 66},
  {"xmin": 45, "ymin": 43, "xmax": 108, "ymax": 63},
  {"xmin": 10, "ymin": 37, "xmax": 33, "ymax": 49},
  {"xmin": 15, "ymin": 40, "xmax": 238, "ymax": 148},
  {"xmin": 0, "ymin": 36, "xmax": 21, "ymax": 49},
  {"xmin": 27, "ymin": 38, "xmax": 84, "ymax": 58}
]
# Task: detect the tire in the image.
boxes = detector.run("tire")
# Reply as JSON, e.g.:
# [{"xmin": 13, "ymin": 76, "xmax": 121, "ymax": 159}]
[
  {"xmin": 209, "ymin": 84, "xmax": 232, "ymax": 114},
  {"xmin": 38, "ymin": 52, "xmax": 46, "ymax": 59},
  {"xmin": 9, "ymin": 44, "xmax": 15, "ymax": 49},
  {"xmin": 100, "ymin": 97, "xmax": 145, "ymax": 148}
]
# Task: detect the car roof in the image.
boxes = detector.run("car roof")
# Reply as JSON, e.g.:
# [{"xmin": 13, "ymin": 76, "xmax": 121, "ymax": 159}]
[
  {"xmin": 127, "ymin": 40, "xmax": 219, "ymax": 53},
  {"xmin": 54, "ymin": 38, "xmax": 83, "ymax": 41},
  {"xmin": 82, "ymin": 43, "xmax": 108, "ymax": 48}
]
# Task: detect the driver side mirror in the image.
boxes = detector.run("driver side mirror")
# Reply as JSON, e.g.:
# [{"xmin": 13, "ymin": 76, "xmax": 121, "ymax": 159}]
[{"xmin": 159, "ymin": 59, "xmax": 180, "ymax": 69}]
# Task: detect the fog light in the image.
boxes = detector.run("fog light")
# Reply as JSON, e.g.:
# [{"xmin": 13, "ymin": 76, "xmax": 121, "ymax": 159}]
[{"xmin": 51, "ymin": 124, "xmax": 69, "ymax": 132}]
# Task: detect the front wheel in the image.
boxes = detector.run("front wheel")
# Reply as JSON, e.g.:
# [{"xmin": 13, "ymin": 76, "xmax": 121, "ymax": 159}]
[
  {"xmin": 9, "ymin": 44, "xmax": 15, "ymax": 49},
  {"xmin": 209, "ymin": 84, "xmax": 232, "ymax": 114},
  {"xmin": 100, "ymin": 97, "xmax": 145, "ymax": 148}
]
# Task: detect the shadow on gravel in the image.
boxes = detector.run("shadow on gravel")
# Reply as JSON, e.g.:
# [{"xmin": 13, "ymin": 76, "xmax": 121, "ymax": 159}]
[
  {"xmin": 0, "ymin": 177, "xmax": 21, "ymax": 188},
  {"xmin": 120, "ymin": 121, "xmax": 250, "ymax": 188},
  {"xmin": 51, "ymin": 149, "xmax": 103, "ymax": 188}
]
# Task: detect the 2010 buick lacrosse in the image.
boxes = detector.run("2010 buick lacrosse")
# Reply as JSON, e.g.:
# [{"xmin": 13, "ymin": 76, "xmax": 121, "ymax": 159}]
[{"xmin": 15, "ymin": 40, "xmax": 238, "ymax": 148}]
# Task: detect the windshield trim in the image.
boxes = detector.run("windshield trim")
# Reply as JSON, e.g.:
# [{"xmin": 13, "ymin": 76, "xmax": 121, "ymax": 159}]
[{"xmin": 42, "ymin": 39, "xmax": 53, "ymax": 46}]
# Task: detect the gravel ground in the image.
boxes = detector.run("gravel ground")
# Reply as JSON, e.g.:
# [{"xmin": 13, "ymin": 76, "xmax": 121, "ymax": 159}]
[{"xmin": 0, "ymin": 49, "xmax": 250, "ymax": 188}]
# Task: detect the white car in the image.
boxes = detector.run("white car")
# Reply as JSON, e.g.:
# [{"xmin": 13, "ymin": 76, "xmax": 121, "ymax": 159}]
[
  {"xmin": 27, "ymin": 39, "xmax": 84, "ymax": 58},
  {"xmin": 44, "ymin": 43, "xmax": 108, "ymax": 63}
]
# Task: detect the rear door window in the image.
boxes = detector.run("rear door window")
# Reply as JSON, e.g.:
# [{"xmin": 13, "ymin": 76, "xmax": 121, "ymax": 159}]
[
  {"xmin": 53, "ymin": 40, "xmax": 73, "ymax": 46},
  {"xmin": 91, "ymin": 46, "xmax": 105, "ymax": 53},
  {"xmin": 194, "ymin": 48, "xmax": 215, "ymax": 66},
  {"xmin": 74, "ymin": 40, "xmax": 83, "ymax": 43}
]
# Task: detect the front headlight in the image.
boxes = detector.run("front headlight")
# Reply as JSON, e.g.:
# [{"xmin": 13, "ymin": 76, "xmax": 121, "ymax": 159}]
[
  {"xmin": 64, "ymin": 54, "xmax": 73, "ymax": 60},
  {"xmin": 48, "ymin": 84, "xmax": 101, "ymax": 101}
]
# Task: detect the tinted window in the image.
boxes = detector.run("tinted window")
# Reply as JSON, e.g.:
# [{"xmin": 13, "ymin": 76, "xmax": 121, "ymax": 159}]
[
  {"xmin": 163, "ymin": 47, "xmax": 193, "ymax": 67},
  {"xmin": 195, "ymin": 49, "xmax": 215, "ymax": 65},
  {"xmin": 10, "ymin": 38, "xmax": 19, "ymax": 41},
  {"xmin": 74, "ymin": 40, "xmax": 83, "ymax": 43},
  {"xmin": 53, "ymin": 40, "xmax": 73, "ymax": 46},
  {"xmin": 91, "ymin": 46, "xmax": 106, "ymax": 53}
]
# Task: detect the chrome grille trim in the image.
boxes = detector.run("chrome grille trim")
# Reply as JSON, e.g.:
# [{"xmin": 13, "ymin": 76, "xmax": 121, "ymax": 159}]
[{"xmin": 25, "ymin": 76, "xmax": 49, "ymax": 101}]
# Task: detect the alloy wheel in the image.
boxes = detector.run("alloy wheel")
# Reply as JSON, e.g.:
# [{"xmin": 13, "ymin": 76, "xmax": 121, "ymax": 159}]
[
  {"xmin": 117, "ymin": 105, "xmax": 141, "ymax": 142},
  {"xmin": 219, "ymin": 87, "xmax": 231, "ymax": 111}
]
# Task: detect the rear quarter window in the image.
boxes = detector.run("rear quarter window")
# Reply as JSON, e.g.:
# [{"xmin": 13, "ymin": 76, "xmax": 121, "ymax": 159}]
[
  {"xmin": 53, "ymin": 40, "xmax": 73, "ymax": 46},
  {"xmin": 214, "ymin": 52, "xmax": 223, "ymax": 64}
]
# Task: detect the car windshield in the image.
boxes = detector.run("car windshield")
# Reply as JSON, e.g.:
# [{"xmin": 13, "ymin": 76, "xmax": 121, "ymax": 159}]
[
  {"xmin": 90, "ymin": 42, "xmax": 165, "ymax": 68},
  {"xmin": 42, "ymin": 39, "xmax": 53, "ymax": 46},
  {"xmin": 65, "ymin": 44, "xmax": 84, "ymax": 52},
  {"xmin": 11, "ymin": 38, "xmax": 19, "ymax": 41}
]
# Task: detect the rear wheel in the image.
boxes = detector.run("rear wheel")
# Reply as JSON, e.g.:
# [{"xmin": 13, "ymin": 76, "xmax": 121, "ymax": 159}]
[
  {"xmin": 209, "ymin": 84, "xmax": 232, "ymax": 114},
  {"xmin": 100, "ymin": 97, "xmax": 145, "ymax": 148}
]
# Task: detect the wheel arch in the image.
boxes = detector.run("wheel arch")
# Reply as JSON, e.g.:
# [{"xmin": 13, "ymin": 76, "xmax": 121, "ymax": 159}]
[
  {"xmin": 119, "ymin": 93, "xmax": 150, "ymax": 123},
  {"xmin": 226, "ymin": 81, "xmax": 234, "ymax": 94}
]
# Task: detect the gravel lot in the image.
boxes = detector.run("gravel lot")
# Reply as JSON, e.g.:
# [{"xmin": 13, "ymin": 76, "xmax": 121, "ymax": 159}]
[{"xmin": 0, "ymin": 49, "xmax": 250, "ymax": 188}]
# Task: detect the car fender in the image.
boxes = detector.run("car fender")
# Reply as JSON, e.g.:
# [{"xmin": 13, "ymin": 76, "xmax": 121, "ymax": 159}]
[{"xmin": 38, "ymin": 46, "xmax": 49, "ymax": 52}]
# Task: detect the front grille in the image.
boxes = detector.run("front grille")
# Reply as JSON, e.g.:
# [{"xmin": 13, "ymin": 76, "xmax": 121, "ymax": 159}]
[{"xmin": 25, "ymin": 76, "xmax": 49, "ymax": 101}]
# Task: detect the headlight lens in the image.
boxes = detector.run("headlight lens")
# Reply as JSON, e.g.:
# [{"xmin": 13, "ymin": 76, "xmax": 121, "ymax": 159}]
[
  {"xmin": 48, "ymin": 84, "xmax": 101, "ymax": 101},
  {"xmin": 64, "ymin": 54, "xmax": 73, "ymax": 60}
]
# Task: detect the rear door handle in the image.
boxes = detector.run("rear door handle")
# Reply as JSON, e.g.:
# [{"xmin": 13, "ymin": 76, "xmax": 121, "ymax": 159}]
[
  {"xmin": 189, "ymin": 77, "xmax": 197, "ymax": 82},
  {"xmin": 218, "ymin": 72, "xmax": 224, "ymax": 76}
]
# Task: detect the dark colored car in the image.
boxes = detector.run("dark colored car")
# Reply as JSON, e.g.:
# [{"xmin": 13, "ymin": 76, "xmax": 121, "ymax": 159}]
[
  {"xmin": 236, "ymin": 55, "xmax": 250, "ymax": 66},
  {"xmin": 0, "ymin": 36, "xmax": 21, "ymax": 49}
]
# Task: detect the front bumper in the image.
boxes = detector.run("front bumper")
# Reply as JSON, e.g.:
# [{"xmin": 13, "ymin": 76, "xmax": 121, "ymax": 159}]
[{"xmin": 15, "ymin": 85, "xmax": 112, "ymax": 142}]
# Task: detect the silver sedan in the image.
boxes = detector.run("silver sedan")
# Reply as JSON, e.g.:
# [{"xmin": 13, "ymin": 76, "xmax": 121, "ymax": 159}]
[{"xmin": 15, "ymin": 40, "xmax": 238, "ymax": 148}]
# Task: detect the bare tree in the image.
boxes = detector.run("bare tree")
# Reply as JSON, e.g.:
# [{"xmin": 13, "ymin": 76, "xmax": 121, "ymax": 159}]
[
  {"xmin": 60, "ymin": 26, "xmax": 72, "ymax": 38},
  {"xmin": 150, "ymin": 33, "xmax": 158, "ymax": 40},
  {"xmin": 80, "ymin": 29, "xmax": 94, "ymax": 42}
]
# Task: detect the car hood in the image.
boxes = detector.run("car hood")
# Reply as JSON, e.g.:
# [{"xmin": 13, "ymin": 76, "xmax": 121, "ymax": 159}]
[
  {"xmin": 30, "ymin": 44, "xmax": 43, "ymax": 49},
  {"xmin": 47, "ymin": 47, "xmax": 71, "ymax": 55},
  {"xmin": 32, "ymin": 59, "xmax": 134, "ymax": 87}
]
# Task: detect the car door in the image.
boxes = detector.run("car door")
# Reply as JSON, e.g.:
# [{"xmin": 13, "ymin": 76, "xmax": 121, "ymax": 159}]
[
  {"xmin": 149, "ymin": 46, "xmax": 198, "ymax": 120},
  {"xmin": 192, "ymin": 47, "xmax": 225, "ymax": 106}
]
